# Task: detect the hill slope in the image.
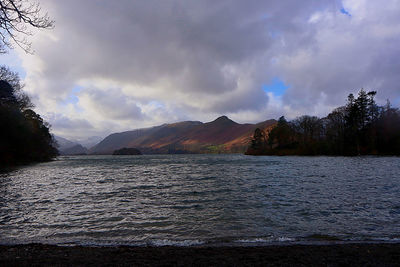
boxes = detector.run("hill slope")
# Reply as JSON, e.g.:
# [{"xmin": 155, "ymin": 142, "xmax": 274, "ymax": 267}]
[
  {"xmin": 90, "ymin": 116, "xmax": 276, "ymax": 154},
  {"xmin": 54, "ymin": 135, "xmax": 79, "ymax": 151},
  {"xmin": 61, "ymin": 144, "xmax": 88, "ymax": 155}
]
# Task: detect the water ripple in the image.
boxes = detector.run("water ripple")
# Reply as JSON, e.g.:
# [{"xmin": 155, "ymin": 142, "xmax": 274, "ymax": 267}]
[{"xmin": 0, "ymin": 155, "xmax": 400, "ymax": 246}]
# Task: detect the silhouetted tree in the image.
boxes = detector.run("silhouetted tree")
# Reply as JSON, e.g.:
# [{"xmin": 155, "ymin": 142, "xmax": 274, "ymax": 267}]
[
  {"xmin": 246, "ymin": 89, "xmax": 400, "ymax": 156},
  {"xmin": 274, "ymin": 116, "xmax": 295, "ymax": 148},
  {"xmin": 376, "ymin": 100, "xmax": 400, "ymax": 154},
  {"xmin": 0, "ymin": 79, "xmax": 15, "ymax": 103},
  {"xmin": 325, "ymin": 106, "xmax": 346, "ymax": 154},
  {"xmin": 291, "ymin": 115, "xmax": 323, "ymax": 154},
  {"xmin": 342, "ymin": 89, "xmax": 381, "ymax": 154},
  {"xmin": 245, "ymin": 128, "xmax": 268, "ymax": 155},
  {"xmin": 0, "ymin": 68, "xmax": 57, "ymax": 167},
  {"xmin": 0, "ymin": 66, "xmax": 32, "ymax": 109}
]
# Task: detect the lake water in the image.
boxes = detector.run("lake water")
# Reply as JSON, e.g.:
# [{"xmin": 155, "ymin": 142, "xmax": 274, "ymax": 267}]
[{"xmin": 1, "ymin": 155, "xmax": 399, "ymax": 246}]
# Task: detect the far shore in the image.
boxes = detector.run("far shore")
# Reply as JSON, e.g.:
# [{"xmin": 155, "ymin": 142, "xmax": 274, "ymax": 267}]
[{"xmin": 1, "ymin": 243, "xmax": 400, "ymax": 266}]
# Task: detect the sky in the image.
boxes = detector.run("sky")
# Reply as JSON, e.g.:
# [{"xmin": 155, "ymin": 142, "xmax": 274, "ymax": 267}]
[{"xmin": 2, "ymin": 0, "xmax": 400, "ymax": 141}]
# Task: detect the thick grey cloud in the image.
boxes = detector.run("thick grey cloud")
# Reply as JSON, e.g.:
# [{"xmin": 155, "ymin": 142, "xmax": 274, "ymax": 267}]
[
  {"xmin": 79, "ymin": 88, "xmax": 145, "ymax": 121},
  {"xmin": 277, "ymin": 1, "xmax": 400, "ymax": 111},
  {"xmin": 10, "ymin": 0, "xmax": 400, "ymax": 139}
]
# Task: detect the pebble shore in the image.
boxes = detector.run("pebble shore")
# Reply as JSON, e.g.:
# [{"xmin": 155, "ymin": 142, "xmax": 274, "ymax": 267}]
[{"xmin": 1, "ymin": 243, "xmax": 400, "ymax": 266}]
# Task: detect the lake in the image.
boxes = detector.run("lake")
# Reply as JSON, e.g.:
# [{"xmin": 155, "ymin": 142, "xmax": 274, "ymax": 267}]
[{"xmin": 0, "ymin": 155, "xmax": 399, "ymax": 246}]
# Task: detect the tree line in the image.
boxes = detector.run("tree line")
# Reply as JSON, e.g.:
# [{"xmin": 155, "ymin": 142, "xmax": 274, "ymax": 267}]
[
  {"xmin": 0, "ymin": 0, "xmax": 56, "ymax": 167},
  {"xmin": 247, "ymin": 89, "xmax": 400, "ymax": 156},
  {"xmin": 0, "ymin": 66, "xmax": 58, "ymax": 168}
]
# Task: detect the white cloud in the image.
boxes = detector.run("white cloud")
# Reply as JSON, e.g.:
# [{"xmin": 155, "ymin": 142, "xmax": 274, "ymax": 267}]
[{"xmin": 4, "ymin": 0, "xmax": 400, "ymax": 139}]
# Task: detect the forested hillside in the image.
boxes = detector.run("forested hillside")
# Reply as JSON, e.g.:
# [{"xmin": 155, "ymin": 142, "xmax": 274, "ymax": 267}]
[
  {"xmin": 247, "ymin": 89, "xmax": 400, "ymax": 156},
  {"xmin": 0, "ymin": 66, "xmax": 58, "ymax": 167}
]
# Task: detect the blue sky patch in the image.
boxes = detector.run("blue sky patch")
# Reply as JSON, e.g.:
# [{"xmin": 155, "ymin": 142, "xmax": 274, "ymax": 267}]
[
  {"xmin": 395, "ymin": 97, "xmax": 400, "ymax": 107},
  {"xmin": 268, "ymin": 30, "xmax": 281, "ymax": 39},
  {"xmin": 62, "ymin": 86, "xmax": 82, "ymax": 105},
  {"xmin": 340, "ymin": 8, "xmax": 351, "ymax": 16},
  {"xmin": 149, "ymin": 100, "xmax": 165, "ymax": 108},
  {"xmin": 263, "ymin": 77, "xmax": 289, "ymax": 96},
  {"xmin": 1, "ymin": 50, "xmax": 26, "ymax": 78}
]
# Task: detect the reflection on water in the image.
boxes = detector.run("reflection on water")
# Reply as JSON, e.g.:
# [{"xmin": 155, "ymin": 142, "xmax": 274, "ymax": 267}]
[{"xmin": 0, "ymin": 155, "xmax": 399, "ymax": 246}]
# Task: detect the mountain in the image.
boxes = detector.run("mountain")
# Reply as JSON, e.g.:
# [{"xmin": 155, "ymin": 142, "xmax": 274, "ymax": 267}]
[
  {"xmin": 54, "ymin": 135, "xmax": 79, "ymax": 152},
  {"xmin": 75, "ymin": 136, "xmax": 103, "ymax": 149},
  {"xmin": 89, "ymin": 124, "xmax": 167, "ymax": 154},
  {"xmin": 90, "ymin": 116, "xmax": 276, "ymax": 154},
  {"xmin": 62, "ymin": 144, "xmax": 88, "ymax": 155},
  {"xmin": 53, "ymin": 135, "xmax": 89, "ymax": 155}
]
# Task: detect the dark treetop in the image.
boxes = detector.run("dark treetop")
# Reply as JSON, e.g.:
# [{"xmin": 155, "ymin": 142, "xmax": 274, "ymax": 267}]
[
  {"xmin": 246, "ymin": 89, "xmax": 400, "ymax": 156},
  {"xmin": 0, "ymin": 66, "xmax": 58, "ymax": 168}
]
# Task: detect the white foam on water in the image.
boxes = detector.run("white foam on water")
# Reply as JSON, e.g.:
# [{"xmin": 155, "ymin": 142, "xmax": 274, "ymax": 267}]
[
  {"xmin": 236, "ymin": 238, "xmax": 272, "ymax": 243},
  {"xmin": 149, "ymin": 239, "xmax": 205, "ymax": 247}
]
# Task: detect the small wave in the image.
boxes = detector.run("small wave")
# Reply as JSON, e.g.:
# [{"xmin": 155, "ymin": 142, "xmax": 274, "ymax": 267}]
[
  {"xmin": 305, "ymin": 234, "xmax": 342, "ymax": 241},
  {"xmin": 235, "ymin": 236, "xmax": 295, "ymax": 244},
  {"xmin": 97, "ymin": 178, "xmax": 115, "ymax": 184},
  {"xmin": 148, "ymin": 239, "xmax": 205, "ymax": 247},
  {"xmin": 236, "ymin": 238, "xmax": 271, "ymax": 243},
  {"xmin": 371, "ymin": 237, "xmax": 400, "ymax": 242},
  {"xmin": 131, "ymin": 184, "xmax": 157, "ymax": 190},
  {"xmin": 278, "ymin": 237, "xmax": 295, "ymax": 242}
]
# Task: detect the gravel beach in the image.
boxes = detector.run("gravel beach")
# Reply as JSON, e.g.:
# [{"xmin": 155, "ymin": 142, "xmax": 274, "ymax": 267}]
[{"xmin": 1, "ymin": 243, "xmax": 400, "ymax": 266}]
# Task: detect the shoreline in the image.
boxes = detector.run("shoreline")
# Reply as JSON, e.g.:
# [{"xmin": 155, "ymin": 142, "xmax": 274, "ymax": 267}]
[{"xmin": 1, "ymin": 243, "xmax": 400, "ymax": 266}]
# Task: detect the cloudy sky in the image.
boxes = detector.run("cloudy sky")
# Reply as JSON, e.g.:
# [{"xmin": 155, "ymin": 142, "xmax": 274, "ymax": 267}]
[{"xmin": 2, "ymin": 0, "xmax": 400, "ymax": 141}]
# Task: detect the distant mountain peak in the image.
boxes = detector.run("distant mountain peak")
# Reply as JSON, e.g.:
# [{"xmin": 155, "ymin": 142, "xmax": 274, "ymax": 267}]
[
  {"xmin": 211, "ymin": 115, "xmax": 237, "ymax": 124},
  {"xmin": 217, "ymin": 115, "xmax": 229, "ymax": 120},
  {"xmin": 90, "ymin": 116, "xmax": 277, "ymax": 154}
]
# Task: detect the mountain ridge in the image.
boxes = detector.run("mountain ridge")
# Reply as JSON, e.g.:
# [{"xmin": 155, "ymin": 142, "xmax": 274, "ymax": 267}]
[{"xmin": 90, "ymin": 116, "xmax": 277, "ymax": 154}]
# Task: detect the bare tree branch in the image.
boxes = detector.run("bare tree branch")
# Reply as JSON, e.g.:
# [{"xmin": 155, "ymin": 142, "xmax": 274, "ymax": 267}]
[{"xmin": 0, "ymin": 0, "xmax": 54, "ymax": 53}]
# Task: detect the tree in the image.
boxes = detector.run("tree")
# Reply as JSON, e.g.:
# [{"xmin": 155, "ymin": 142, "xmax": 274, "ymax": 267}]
[
  {"xmin": 291, "ymin": 115, "xmax": 323, "ymax": 154},
  {"xmin": 344, "ymin": 89, "xmax": 380, "ymax": 154},
  {"xmin": 325, "ymin": 106, "xmax": 346, "ymax": 154},
  {"xmin": 367, "ymin": 91, "xmax": 379, "ymax": 123},
  {"xmin": 0, "ymin": 79, "xmax": 16, "ymax": 104},
  {"xmin": 268, "ymin": 116, "xmax": 295, "ymax": 149},
  {"xmin": 355, "ymin": 89, "xmax": 369, "ymax": 129},
  {"xmin": 0, "ymin": 0, "xmax": 53, "ymax": 53},
  {"xmin": 1, "ymin": 68, "xmax": 57, "ymax": 167},
  {"xmin": 292, "ymin": 115, "xmax": 322, "ymax": 143},
  {"xmin": 0, "ymin": 65, "xmax": 32, "ymax": 109},
  {"xmin": 245, "ymin": 128, "xmax": 268, "ymax": 155},
  {"xmin": 376, "ymin": 100, "xmax": 400, "ymax": 154},
  {"xmin": 246, "ymin": 89, "xmax": 400, "ymax": 156}
]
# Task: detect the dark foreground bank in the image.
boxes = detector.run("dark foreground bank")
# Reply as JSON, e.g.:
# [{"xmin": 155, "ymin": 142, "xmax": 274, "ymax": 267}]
[{"xmin": 1, "ymin": 243, "xmax": 400, "ymax": 266}]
